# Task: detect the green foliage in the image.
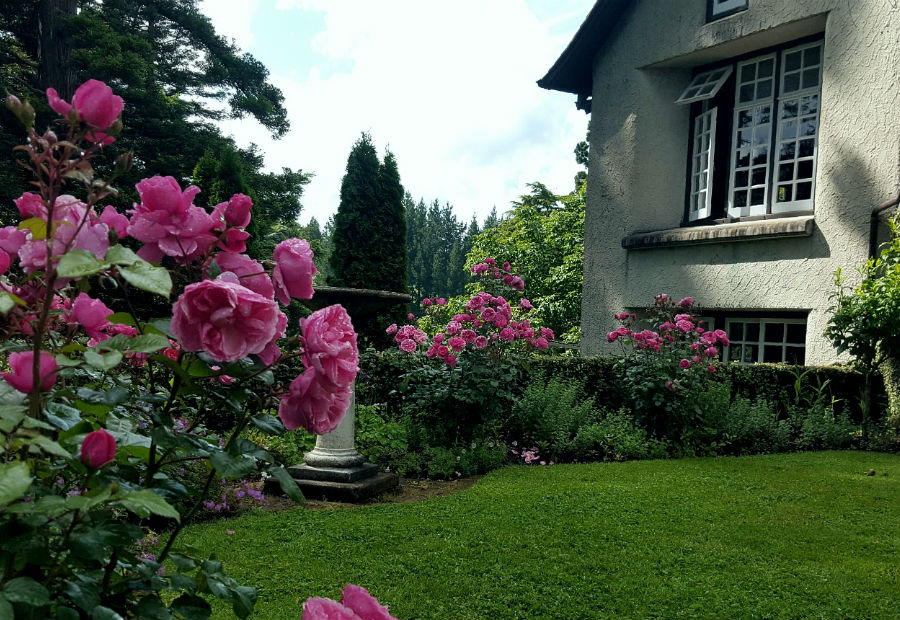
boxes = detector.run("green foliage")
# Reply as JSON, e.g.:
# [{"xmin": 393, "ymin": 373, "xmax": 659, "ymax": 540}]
[
  {"xmin": 571, "ymin": 410, "xmax": 663, "ymax": 462},
  {"xmin": 722, "ymin": 396, "xmax": 791, "ymax": 454},
  {"xmin": 467, "ymin": 182, "xmax": 584, "ymax": 339},
  {"xmin": 790, "ymin": 400, "xmax": 856, "ymax": 451}
]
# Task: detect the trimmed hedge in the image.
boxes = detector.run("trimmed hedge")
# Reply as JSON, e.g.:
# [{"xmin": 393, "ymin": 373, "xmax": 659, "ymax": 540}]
[{"xmin": 359, "ymin": 350, "xmax": 887, "ymax": 424}]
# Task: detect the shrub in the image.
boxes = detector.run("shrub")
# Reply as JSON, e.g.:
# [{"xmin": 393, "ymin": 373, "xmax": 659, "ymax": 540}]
[
  {"xmin": 791, "ymin": 400, "xmax": 856, "ymax": 450},
  {"xmin": 571, "ymin": 409, "xmax": 659, "ymax": 462},
  {"xmin": 356, "ymin": 404, "xmax": 410, "ymax": 469},
  {"xmin": 722, "ymin": 397, "xmax": 791, "ymax": 454}
]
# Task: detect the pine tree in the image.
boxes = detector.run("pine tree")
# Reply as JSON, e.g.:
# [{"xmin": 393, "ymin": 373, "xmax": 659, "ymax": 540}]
[{"xmin": 376, "ymin": 150, "xmax": 408, "ymax": 293}]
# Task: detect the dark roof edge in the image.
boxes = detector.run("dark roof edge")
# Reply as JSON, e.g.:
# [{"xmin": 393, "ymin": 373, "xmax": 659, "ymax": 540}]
[{"xmin": 537, "ymin": 0, "xmax": 633, "ymax": 95}]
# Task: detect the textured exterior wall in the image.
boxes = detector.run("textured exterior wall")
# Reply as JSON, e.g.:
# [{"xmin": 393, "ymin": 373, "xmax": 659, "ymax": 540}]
[{"xmin": 581, "ymin": 0, "xmax": 900, "ymax": 364}]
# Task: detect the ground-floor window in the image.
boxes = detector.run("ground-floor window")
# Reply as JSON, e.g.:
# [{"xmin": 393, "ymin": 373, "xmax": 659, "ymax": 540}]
[{"xmin": 721, "ymin": 317, "xmax": 806, "ymax": 364}]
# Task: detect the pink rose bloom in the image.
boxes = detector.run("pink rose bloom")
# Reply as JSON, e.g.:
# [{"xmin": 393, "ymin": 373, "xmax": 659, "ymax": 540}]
[
  {"xmin": 519, "ymin": 298, "xmax": 533, "ymax": 310},
  {"xmin": 171, "ymin": 273, "xmax": 282, "ymax": 362},
  {"xmin": 272, "ymin": 238, "xmax": 316, "ymax": 305},
  {"xmin": 258, "ymin": 309, "xmax": 288, "ymax": 366},
  {"xmin": 425, "ymin": 345, "xmax": 437, "ymax": 358},
  {"xmin": 302, "ymin": 584, "xmax": 397, "ymax": 620},
  {"xmin": 99, "ymin": 206, "xmax": 129, "ymax": 238},
  {"xmin": 708, "ymin": 365, "xmax": 716, "ymax": 373},
  {"xmin": 385, "ymin": 324, "xmax": 398, "ymax": 335},
  {"xmin": 299, "ymin": 304, "xmax": 359, "ymax": 392},
  {"xmin": 213, "ymin": 252, "xmax": 274, "ymax": 299},
  {"xmin": 665, "ymin": 380, "xmax": 676, "ymax": 392},
  {"xmin": 503, "ymin": 274, "xmax": 513, "ymax": 286},
  {"xmin": 692, "ymin": 355, "xmax": 701, "ymax": 363},
  {"xmin": 540, "ymin": 327, "xmax": 554, "ymax": 340},
  {"xmin": 474, "ymin": 335, "xmax": 488, "ymax": 350},
  {"xmin": 484, "ymin": 258, "xmax": 495, "ymax": 266},
  {"xmin": 704, "ymin": 346, "xmax": 718, "ymax": 358},
  {"xmin": 14, "ymin": 193, "xmax": 46, "ymax": 219},
  {"xmin": 534, "ymin": 337, "xmax": 549, "ymax": 349},
  {"xmin": 3, "ymin": 351, "xmax": 58, "ymax": 393},
  {"xmin": 399, "ymin": 339, "xmax": 416, "ymax": 353},
  {"xmin": 502, "ymin": 261, "xmax": 511, "ymax": 271},
  {"xmin": 494, "ymin": 316, "xmax": 510, "ymax": 329},
  {"xmin": 480, "ymin": 307, "xmax": 496, "ymax": 322},
  {"xmin": 690, "ymin": 343, "xmax": 700, "ymax": 350},
  {"xmin": 674, "ymin": 313, "xmax": 692, "ymax": 322},
  {"xmin": 213, "ymin": 193, "xmax": 253, "ymax": 229},
  {"xmin": 278, "ymin": 368, "xmax": 352, "ymax": 435},
  {"xmin": 679, "ymin": 358, "xmax": 691, "ymax": 369},
  {"xmin": 128, "ymin": 176, "xmax": 217, "ymax": 263},
  {"xmin": 217, "ymin": 228, "xmax": 249, "ymax": 254},
  {"xmin": 80, "ymin": 429, "xmax": 117, "ymax": 468},
  {"xmin": 606, "ymin": 331, "xmax": 618, "ymax": 343},
  {"xmin": 460, "ymin": 329, "xmax": 476, "ymax": 343},
  {"xmin": 422, "ymin": 297, "xmax": 432, "ymax": 307},
  {"xmin": 445, "ymin": 321, "xmax": 461, "ymax": 335},
  {"xmin": 447, "ymin": 336, "xmax": 466, "ymax": 350},
  {"xmin": 676, "ymin": 320, "xmax": 694, "ymax": 333},
  {"xmin": 70, "ymin": 292, "xmax": 113, "ymax": 338},
  {"xmin": 510, "ymin": 276, "xmax": 525, "ymax": 291},
  {"xmin": 407, "ymin": 313, "xmax": 415, "ymax": 320},
  {"xmin": 446, "ymin": 354, "xmax": 458, "ymax": 367},
  {"xmin": 679, "ymin": 296, "xmax": 694, "ymax": 308},
  {"xmin": 499, "ymin": 327, "xmax": 516, "ymax": 341},
  {"xmin": 436, "ymin": 298, "xmax": 447, "ymax": 306},
  {"xmin": 18, "ymin": 195, "xmax": 110, "ymax": 276},
  {"xmin": 466, "ymin": 296, "xmax": 484, "ymax": 310},
  {"xmin": 70, "ymin": 79, "xmax": 124, "ymax": 130},
  {"xmin": 437, "ymin": 345, "xmax": 449, "ymax": 359},
  {"xmin": 46, "ymin": 87, "xmax": 72, "ymax": 117},
  {"xmin": 302, "ymin": 598, "xmax": 362, "ymax": 620}
]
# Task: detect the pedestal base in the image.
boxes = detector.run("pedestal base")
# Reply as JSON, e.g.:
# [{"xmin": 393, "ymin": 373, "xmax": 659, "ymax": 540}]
[{"xmin": 266, "ymin": 466, "xmax": 399, "ymax": 503}]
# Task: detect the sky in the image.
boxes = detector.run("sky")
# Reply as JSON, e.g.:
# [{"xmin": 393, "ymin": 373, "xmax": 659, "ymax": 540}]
[{"xmin": 196, "ymin": 0, "xmax": 594, "ymax": 228}]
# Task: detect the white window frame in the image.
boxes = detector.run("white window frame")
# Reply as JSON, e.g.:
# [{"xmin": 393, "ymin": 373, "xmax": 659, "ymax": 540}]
[
  {"xmin": 723, "ymin": 317, "xmax": 807, "ymax": 364},
  {"xmin": 771, "ymin": 41, "xmax": 823, "ymax": 213},
  {"xmin": 676, "ymin": 66, "xmax": 733, "ymax": 105},
  {"xmin": 688, "ymin": 106, "xmax": 717, "ymax": 220},
  {"xmin": 710, "ymin": 0, "xmax": 749, "ymax": 18}
]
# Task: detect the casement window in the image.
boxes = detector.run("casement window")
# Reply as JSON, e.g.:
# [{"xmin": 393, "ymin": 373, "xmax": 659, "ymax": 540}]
[
  {"xmin": 678, "ymin": 39, "xmax": 823, "ymax": 222},
  {"xmin": 707, "ymin": 0, "xmax": 748, "ymax": 22},
  {"xmin": 722, "ymin": 318, "xmax": 806, "ymax": 364}
]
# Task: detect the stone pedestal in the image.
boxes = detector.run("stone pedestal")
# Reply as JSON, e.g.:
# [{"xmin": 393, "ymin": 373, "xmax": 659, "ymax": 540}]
[{"xmin": 276, "ymin": 390, "xmax": 398, "ymax": 502}]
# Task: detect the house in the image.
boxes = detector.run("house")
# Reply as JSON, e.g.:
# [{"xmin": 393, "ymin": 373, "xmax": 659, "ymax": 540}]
[{"xmin": 539, "ymin": 0, "xmax": 900, "ymax": 365}]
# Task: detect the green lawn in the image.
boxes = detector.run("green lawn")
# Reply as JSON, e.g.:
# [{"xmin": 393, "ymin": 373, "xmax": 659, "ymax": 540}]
[{"xmin": 180, "ymin": 451, "xmax": 899, "ymax": 620}]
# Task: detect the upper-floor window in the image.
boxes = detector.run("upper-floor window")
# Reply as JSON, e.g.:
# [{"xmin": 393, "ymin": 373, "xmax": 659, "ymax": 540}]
[
  {"xmin": 707, "ymin": 0, "xmax": 749, "ymax": 22},
  {"xmin": 677, "ymin": 39, "xmax": 824, "ymax": 222}
]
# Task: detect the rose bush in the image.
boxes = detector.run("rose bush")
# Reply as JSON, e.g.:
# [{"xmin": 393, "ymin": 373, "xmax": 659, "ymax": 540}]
[
  {"xmin": 0, "ymin": 82, "xmax": 366, "ymax": 619},
  {"xmin": 608, "ymin": 294, "xmax": 730, "ymax": 441}
]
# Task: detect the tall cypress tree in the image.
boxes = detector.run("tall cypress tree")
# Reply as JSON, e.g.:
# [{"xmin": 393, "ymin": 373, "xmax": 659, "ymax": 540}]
[{"xmin": 329, "ymin": 133, "xmax": 407, "ymax": 293}]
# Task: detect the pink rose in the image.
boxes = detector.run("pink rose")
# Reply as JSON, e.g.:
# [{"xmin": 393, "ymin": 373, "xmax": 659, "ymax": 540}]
[
  {"xmin": 499, "ymin": 327, "xmax": 516, "ymax": 341},
  {"xmin": 70, "ymin": 79, "xmax": 124, "ymax": 130},
  {"xmin": 519, "ymin": 298, "xmax": 533, "ymax": 310},
  {"xmin": 214, "ymin": 193, "xmax": 253, "ymax": 229},
  {"xmin": 2, "ymin": 350, "xmax": 58, "ymax": 393},
  {"xmin": 606, "ymin": 331, "xmax": 618, "ymax": 343},
  {"xmin": 422, "ymin": 298, "xmax": 432, "ymax": 306},
  {"xmin": 18, "ymin": 195, "xmax": 110, "ymax": 276},
  {"xmin": 80, "ymin": 429, "xmax": 117, "ymax": 468},
  {"xmin": 534, "ymin": 337, "xmax": 549, "ymax": 349},
  {"xmin": 679, "ymin": 358, "xmax": 691, "ymax": 369},
  {"xmin": 171, "ymin": 273, "xmax": 282, "ymax": 362},
  {"xmin": 385, "ymin": 324, "xmax": 398, "ymax": 335},
  {"xmin": 437, "ymin": 345, "xmax": 449, "ymax": 359},
  {"xmin": 399, "ymin": 339, "xmax": 416, "ymax": 353},
  {"xmin": 272, "ymin": 238, "xmax": 316, "ymax": 305},
  {"xmin": 278, "ymin": 368, "xmax": 352, "ymax": 435},
  {"xmin": 128, "ymin": 177, "xmax": 216, "ymax": 263},
  {"xmin": 679, "ymin": 296, "xmax": 694, "ymax": 308},
  {"xmin": 217, "ymin": 228, "xmax": 250, "ymax": 254},
  {"xmin": 708, "ymin": 365, "xmax": 716, "ymax": 373},
  {"xmin": 446, "ymin": 354, "xmax": 457, "ymax": 367},
  {"xmin": 70, "ymin": 292, "xmax": 113, "ymax": 338},
  {"xmin": 14, "ymin": 193, "xmax": 46, "ymax": 219},
  {"xmin": 447, "ymin": 336, "xmax": 466, "ymax": 350},
  {"xmin": 540, "ymin": 327, "xmax": 554, "ymax": 340},
  {"xmin": 99, "ymin": 206, "xmax": 129, "ymax": 238},
  {"xmin": 445, "ymin": 321, "xmax": 461, "ymax": 335},
  {"xmin": 705, "ymin": 346, "xmax": 718, "ymax": 358},
  {"xmin": 502, "ymin": 261, "xmax": 511, "ymax": 271},
  {"xmin": 460, "ymin": 329, "xmax": 476, "ymax": 343},
  {"xmin": 46, "ymin": 87, "xmax": 73, "ymax": 117},
  {"xmin": 433, "ymin": 333, "xmax": 445, "ymax": 344},
  {"xmin": 299, "ymin": 304, "xmax": 359, "ymax": 392},
  {"xmin": 474, "ymin": 335, "xmax": 488, "ymax": 350},
  {"xmin": 509, "ymin": 276, "xmax": 525, "ymax": 291},
  {"xmin": 212, "ymin": 252, "xmax": 274, "ymax": 299},
  {"xmin": 436, "ymin": 298, "xmax": 446, "ymax": 306}
]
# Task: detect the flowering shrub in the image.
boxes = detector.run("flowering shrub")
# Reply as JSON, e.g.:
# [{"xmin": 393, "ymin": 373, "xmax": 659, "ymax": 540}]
[
  {"xmin": 0, "ymin": 82, "xmax": 360, "ymax": 618},
  {"xmin": 608, "ymin": 295, "xmax": 730, "ymax": 440},
  {"xmin": 385, "ymin": 259, "xmax": 554, "ymax": 443}
]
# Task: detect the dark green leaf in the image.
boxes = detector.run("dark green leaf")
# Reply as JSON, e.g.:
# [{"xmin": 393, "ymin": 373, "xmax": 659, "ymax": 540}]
[
  {"xmin": 55, "ymin": 605, "xmax": 80, "ymax": 620},
  {"xmin": 147, "ymin": 318, "xmax": 174, "ymax": 338},
  {"xmin": 169, "ymin": 595, "xmax": 210, "ymax": 620},
  {"xmin": 115, "ymin": 490, "xmax": 180, "ymax": 522},
  {"xmin": 44, "ymin": 403, "xmax": 82, "ymax": 430},
  {"xmin": 105, "ymin": 245, "xmax": 140, "ymax": 266},
  {"xmin": 231, "ymin": 585, "xmax": 257, "ymax": 620},
  {"xmin": 135, "ymin": 595, "xmax": 172, "ymax": 620},
  {"xmin": 0, "ymin": 461, "xmax": 32, "ymax": 506},
  {"xmin": 62, "ymin": 580, "xmax": 100, "ymax": 612},
  {"xmin": 250, "ymin": 414, "xmax": 285, "ymax": 436},
  {"xmin": 270, "ymin": 466, "xmax": 305, "ymax": 503},
  {"xmin": 209, "ymin": 451, "xmax": 256, "ymax": 479},
  {"xmin": 106, "ymin": 311, "xmax": 136, "ymax": 326},
  {"xmin": 2, "ymin": 577, "xmax": 49, "ymax": 606},
  {"xmin": 89, "ymin": 605, "xmax": 124, "ymax": 620},
  {"xmin": 0, "ymin": 406, "xmax": 26, "ymax": 433},
  {"xmin": 169, "ymin": 553, "xmax": 198, "ymax": 572},
  {"xmin": 119, "ymin": 260, "xmax": 172, "ymax": 298},
  {"xmin": 0, "ymin": 596, "xmax": 10, "ymax": 620},
  {"xmin": 77, "ymin": 387, "xmax": 130, "ymax": 406},
  {"xmin": 85, "ymin": 348, "xmax": 124, "ymax": 371}
]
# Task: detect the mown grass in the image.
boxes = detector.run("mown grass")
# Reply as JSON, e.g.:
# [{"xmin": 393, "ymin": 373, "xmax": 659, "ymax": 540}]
[{"xmin": 180, "ymin": 451, "xmax": 899, "ymax": 619}]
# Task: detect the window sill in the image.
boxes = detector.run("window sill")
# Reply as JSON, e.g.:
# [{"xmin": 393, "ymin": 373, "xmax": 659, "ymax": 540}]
[{"xmin": 622, "ymin": 214, "xmax": 815, "ymax": 250}]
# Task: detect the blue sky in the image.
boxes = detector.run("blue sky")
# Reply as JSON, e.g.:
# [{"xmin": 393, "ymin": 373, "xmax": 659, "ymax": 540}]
[{"xmin": 198, "ymin": 0, "xmax": 594, "ymax": 227}]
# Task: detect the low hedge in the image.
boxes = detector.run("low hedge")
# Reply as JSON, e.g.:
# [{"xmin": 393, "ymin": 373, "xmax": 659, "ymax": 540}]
[{"xmin": 359, "ymin": 350, "xmax": 887, "ymax": 424}]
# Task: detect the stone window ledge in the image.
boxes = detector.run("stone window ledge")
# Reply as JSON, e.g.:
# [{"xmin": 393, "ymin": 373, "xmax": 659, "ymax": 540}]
[{"xmin": 622, "ymin": 215, "xmax": 815, "ymax": 250}]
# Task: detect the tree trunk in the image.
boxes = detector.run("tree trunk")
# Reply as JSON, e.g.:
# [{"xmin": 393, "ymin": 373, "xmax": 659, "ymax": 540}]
[{"xmin": 38, "ymin": 0, "xmax": 77, "ymax": 98}]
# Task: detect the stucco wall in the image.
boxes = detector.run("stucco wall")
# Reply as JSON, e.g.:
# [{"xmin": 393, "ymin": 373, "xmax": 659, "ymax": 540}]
[{"xmin": 581, "ymin": 0, "xmax": 900, "ymax": 364}]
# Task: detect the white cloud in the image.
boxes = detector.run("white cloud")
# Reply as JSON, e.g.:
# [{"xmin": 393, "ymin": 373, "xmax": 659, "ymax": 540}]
[
  {"xmin": 198, "ymin": 0, "xmax": 260, "ymax": 51},
  {"xmin": 205, "ymin": 0, "xmax": 591, "ymax": 227}
]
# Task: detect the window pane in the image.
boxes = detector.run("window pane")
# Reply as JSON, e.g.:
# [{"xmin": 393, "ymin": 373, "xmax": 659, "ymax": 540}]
[
  {"xmin": 779, "ymin": 141, "xmax": 796, "ymax": 161},
  {"xmin": 784, "ymin": 72, "xmax": 800, "ymax": 92},
  {"xmin": 734, "ymin": 190, "xmax": 748, "ymax": 208},
  {"xmin": 782, "ymin": 100, "xmax": 798, "ymax": 118},
  {"xmin": 736, "ymin": 149, "xmax": 750, "ymax": 167},
  {"xmin": 735, "ymin": 170, "xmax": 749, "ymax": 187},
  {"xmin": 750, "ymin": 187, "xmax": 765, "ymax": 205},
  {"xmin": 778, "ymin": 163, "xmax": 794, "ymax": 182},
  {"xmin": 799, "ymin": 139, "xmax": 815, "ymax": 157},
  {"xmin": 763, "ymin": 345, "xmax": 783, "ymax": 363},
  {"xmin": 802, "ymin": 68, "xmax": 820, "ymax": 89},
  {"xmin": 796, "ymin": 182, "xmax": 812, "ymax": 200},
  {"xmin": 741, "ymin": 64, "xmax": 756, "ymax": 82},
  {"xmin": 786, "ymin": 323, "xmax": 806, "ymax": 344},
  {"xmin": 758, "ymin": 59, "xmax": 774, "ymax": 78},
  {"xmin": 731, "ymin": 323, "xmax": 744, "ymax": 340},
  {"xmin": 757, "ymin": 79, "xmax": 773, "ymax": 99},
  {"xmin": 777, "ymin": 184, "xmax": 792, "ymax": 202},
  {"xmin": 785, "ymin": 51, "xmax": 802, "ymax": 72},
  {"xmin": 729, "ymin": 344, "xmax": 742, "ymax": 362},
  {"xmin": 803, "ymin": 46, "xmax": 821, "ymax": 66},
  {"xmin": 751, "ymin": 167, "xmax": 767, "ymax": 185},
  {"xmin": 797, "ymin": 159, "xmax": 813, "ymax": 179},
  {"xmin": 764, "ymin": 323, "xmax": 784, "ymax": 342},
  {"xmin": 746, "ymin": 323, "xmax": 760, "ymax": 341},
  {"xmin": 785, "ymin": 346, "xmax": 805, "ymax": 365},
  {"xmin": 739, "ymin": 84, "xmax": 755, "ymax": 102},
  {"xmin": 738, "ymin": 109, "xmax": 753, "ymax": 128},
  {"xmin": 781, "ymin": 120, "xmax": 797, "ymax": 140},
  {"xmin": 742, "ymin": 344, "xmax": 758, "ymax": 363},
  {"xmin": 801, "ymin": 95, "xmax": 819, "ymax": 115}
]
